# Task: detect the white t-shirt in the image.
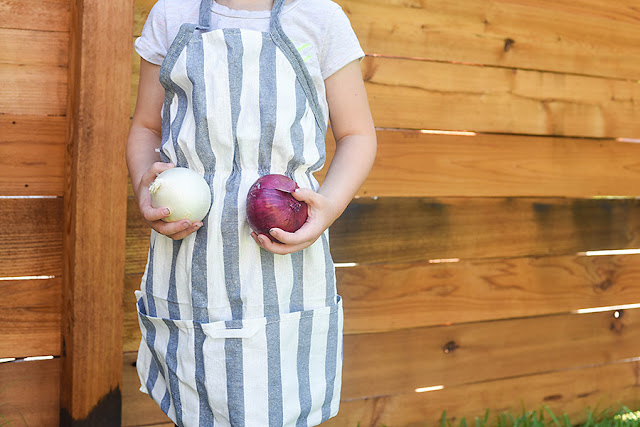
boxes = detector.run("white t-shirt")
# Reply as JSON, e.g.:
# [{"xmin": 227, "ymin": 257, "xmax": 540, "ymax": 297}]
[{"xmin": 135, "ymin": 0, "xmax": 364, "ymax": 80}]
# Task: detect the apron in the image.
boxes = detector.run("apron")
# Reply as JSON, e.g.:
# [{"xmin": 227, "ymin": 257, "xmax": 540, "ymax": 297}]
[{"xmin": 134, "ymin": 0, "xmax": 343, "ymax": 425}]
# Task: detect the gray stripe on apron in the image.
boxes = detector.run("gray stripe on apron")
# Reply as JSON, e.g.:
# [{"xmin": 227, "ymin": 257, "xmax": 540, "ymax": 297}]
[
  {"xmin": 295, "ymin": 314, "xmax": 313, "ymax": 427},
  {"xmin": 257, "ymin": 32, "xmax": 285, "ymax": 427},
  {"xmin": 143, "ymin": 244, "xmax": 160, "ymax": 393},
  {"xmin": 159, "ymin": 25, "xmax": 195, "ymax": 168},
  {"xmin": 159, "ymin": 24, "xmax": 196, "ymax": 164},
  {"xmin": 163, "ymin": 318, "xmax": 183, "ymax": 426},
  {"xmin": 221, "ymin": 28, "xmax": 246, "ymax": 427},
  {"xmin": 167, "ymin": 240, "xmax": 182, "ymax": 320},
  {"xmin": 194, "ymin": 324, "xmax": 213, "ymax": 425},
  {"xmin": 320, "ymin": 234, "xmax": 338, "ymax": 421},
  {"xmin": 269, "ymin": 0, "xmax": 326, "ymax": 134},
  {"xmin": 286, "ymin": 78, "xmax": 307, "ymax": 177},
  {"xmin": 258, "ymin": 32, "xmax": 277, "ymax": 176},
  {"xmin": 305, "ymin": 120, "xmax": 327, "ymax": 192},
  {"xmin": 186, "ymin": 31, "xmax": 216, "ymax": 425},
  {"xmin": 137, "ymin": 298, "xmax": 172, "ymax": 415},
  {"xmin": 164, "ymin": 240, "xmax": 183, "ymax": 424},
  {"xmin": 288, "ymin": 79, "xmax": 313, "ymax": 426}
]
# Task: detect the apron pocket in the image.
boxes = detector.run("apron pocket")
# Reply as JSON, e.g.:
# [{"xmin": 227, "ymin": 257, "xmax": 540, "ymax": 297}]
[{"xmin": 134, "ymin": 290, "xmax": 343, "ymax": 426}]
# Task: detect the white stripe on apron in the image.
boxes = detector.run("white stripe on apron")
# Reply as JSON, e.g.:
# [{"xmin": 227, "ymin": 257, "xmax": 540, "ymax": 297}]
[{"xmin": 135, "ymin": 0, "xmax": 342, "ymax": 425}]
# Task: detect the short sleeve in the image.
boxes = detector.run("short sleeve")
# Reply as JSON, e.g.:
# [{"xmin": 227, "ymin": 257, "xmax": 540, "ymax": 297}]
[
  {"xmin": 134, "ymin": 0, "xmax": 169, "ymax": 66},
  {"xmin": 319, "ymin": 6, "xmax": 365, "ymax": 80}
]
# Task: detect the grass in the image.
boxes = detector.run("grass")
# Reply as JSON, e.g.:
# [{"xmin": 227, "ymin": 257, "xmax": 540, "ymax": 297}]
[{"xmin": 358, "ymin": 404, "xmax": 640, "ymax": 427}]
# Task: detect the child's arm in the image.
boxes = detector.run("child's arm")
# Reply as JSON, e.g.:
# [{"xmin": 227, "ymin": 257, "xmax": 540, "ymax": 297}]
[
  {"xmin": 127, "ymin": 58, "xmax": 203, "ymax": 240},
  {"xmin": 252, "ymin": 59, "xmax": 377, "ymax": 254}
]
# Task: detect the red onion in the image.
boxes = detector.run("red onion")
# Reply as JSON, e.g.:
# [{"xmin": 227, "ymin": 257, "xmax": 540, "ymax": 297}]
[{"xmin": 246, "ymin": 174, "xmax": 308, "ymax": 243}]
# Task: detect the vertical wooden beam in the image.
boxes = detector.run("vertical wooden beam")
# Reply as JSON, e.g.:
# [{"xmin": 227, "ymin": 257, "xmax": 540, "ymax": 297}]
[{"xmin": 61, "ymin": 0, "xmax": 133, "ymax": 425}]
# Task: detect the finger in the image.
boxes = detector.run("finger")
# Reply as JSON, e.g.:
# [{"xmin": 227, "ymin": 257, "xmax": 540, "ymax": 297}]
[
  {"xmin": 268, "ymin": 225, "xmax": 316, "ymax": 246},
  {"xmin": 257, "ymin": 233, "xmax": 307, "ymax": 255},
  {"xmin": 166, "ymin": 222, "xmax": 203, "ymax": 240},
  {"xmin": 143, "ymin": 162, "xmax": 175, "ymax": 185},
  {"xmin": 152, "ymin": 219, "xmax": 194, "ymax": 237},
  {"xmin": 291, "ymin": 188, "xmax": 319, "ymax": 204},
  {"xmin": 142, "ymin": 205, "xmax": 172, "ymax": 222}
]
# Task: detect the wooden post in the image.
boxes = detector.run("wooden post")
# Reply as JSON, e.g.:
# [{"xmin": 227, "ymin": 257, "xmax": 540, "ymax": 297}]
[{"xmin": 61, "ymin": 0, "xmax": 133, "ymax": 425}]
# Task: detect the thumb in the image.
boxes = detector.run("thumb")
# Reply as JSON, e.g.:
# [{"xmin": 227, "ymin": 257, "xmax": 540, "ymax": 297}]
[{"xmin": 291, "ymin": 187, "xmax": 317, "ymax": 203}]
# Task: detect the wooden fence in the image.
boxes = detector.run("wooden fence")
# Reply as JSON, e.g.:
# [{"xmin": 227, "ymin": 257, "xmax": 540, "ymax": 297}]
[{"xmin": 2, "ymin": 0, "xmax": 640, "ymax": 425}]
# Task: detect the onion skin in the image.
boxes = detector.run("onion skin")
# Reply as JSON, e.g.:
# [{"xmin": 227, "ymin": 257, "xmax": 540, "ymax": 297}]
[
  {"xmin": 149, "ymin": 167, "xmax": 212, "ymax": 223},
  {"xmin": 246, "ymin": 174, "xmax": 308, "ymax": 243}
]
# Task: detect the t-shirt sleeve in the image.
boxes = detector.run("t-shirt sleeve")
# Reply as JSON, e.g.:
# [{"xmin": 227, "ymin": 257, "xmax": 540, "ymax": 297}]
[
  {"xmin": 134, "ymin": 0, "xmax": 169, "ymax": 66},
  {"xmin": 319, "ymin": 6, "xmax": 365, "ymax": 80}
]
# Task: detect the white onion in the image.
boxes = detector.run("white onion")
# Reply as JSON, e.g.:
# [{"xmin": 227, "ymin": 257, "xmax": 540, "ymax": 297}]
[{"xmin": 149, "ymin": 167, "xmax": 211, "ymax": 222}]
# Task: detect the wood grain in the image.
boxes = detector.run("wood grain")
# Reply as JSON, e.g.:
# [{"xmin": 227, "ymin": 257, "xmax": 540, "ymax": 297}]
[
  {"xmin": 341, "ymin": 308, "xmax": 640, "ymax": 400},
  {"xmin": 321, "ymin": 130, "xmax": 640, "ymax": 198},
  {"xmin": 129, "ymin": 54, "xmax": 640, "ymax": 137},
  {"xmin": 0, "ymin": 0, "xmax": 70, "ymax": 32},
  {"xmin": 324, "ymin": 360, "xmax": 640, "ymax": 427},
  {"xmin": 0, "ymin": 278, "xmax": 61, "ymax": 358},
  {"xmin": 344, "ymin": 0, "xmax": 640, "ymax": 80},
  {"xmin": 121, "ymin": 253, "xmax": 640, "ymax": 346},
  {"xmin": 0, "ymin": 28, "xmax": 68, "ymax": 67},
  {"xmin": 132, "ymin": 0, "xmax": 640, "ymax": 80},
  {"xmin": 0, "ymin": 198, "xmax": 63, "ymax": 277},
  {"xmin": 331, "ymin": 254, "xmax": 640, "ymax": 333},
  {"xmin": 126, "ymin": 196, "xmax": 640, "ymax": 272},
  {"xmin": 60, "ymin": 0, "xmax": 133, "ymax": 422},
  {"xmin": 0, "ymin": 63, "xmax": 67, "ymax": 116},
  {"xmin": 120, "ymin": 354, "xmax": 640, "ymax": 427},
  {"xmin": 329, "ymin": 197, "xmax": 640, "ymax": 265},
  {"xmin": 0, "ymin": 115, "xmax": 66, "ymax": 196},
  {"xmin": 362, "ymin": 56, "xmax": 640, "ymax": 136},
  {"xmin": 0, "ymin": 358, "xmax": 60, "ymax": 427}
]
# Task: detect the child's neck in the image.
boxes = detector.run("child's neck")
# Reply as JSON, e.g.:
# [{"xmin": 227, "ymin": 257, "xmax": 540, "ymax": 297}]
[{"xmin": 215, "ymin": 0, "xmax": 293, "ymax": 12}]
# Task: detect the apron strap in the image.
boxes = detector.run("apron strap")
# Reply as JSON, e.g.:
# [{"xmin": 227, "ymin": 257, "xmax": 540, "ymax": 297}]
[
  {"xmin": 269, "ymin": 0, "xmax": 327, "ymax": 134},
  {"xmin": 198, "ymin": 0, "xmax": 213, "ymax": 30}
]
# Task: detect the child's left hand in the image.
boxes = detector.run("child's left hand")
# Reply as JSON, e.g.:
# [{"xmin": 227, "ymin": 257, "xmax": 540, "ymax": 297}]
[{"xmin": 250, "ymin": 188, "xmax": 338, "ymax": 255}]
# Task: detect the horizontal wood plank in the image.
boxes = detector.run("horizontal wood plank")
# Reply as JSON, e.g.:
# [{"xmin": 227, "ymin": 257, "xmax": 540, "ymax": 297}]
[
  {"xmin": 0, "ymin": 115, "xmax": 66, "ymax": 196},
  {"xmin": 330, "ymin": 197, "xmax": 640, "ymax": 265},
  {"xmin": 121, "ymin": 353, "xmax": 640, "ymax": 427},
  {"xmin": 126, "ymin": 197, "xmax": 640, "ymax": 271},
  {"xmin": 0, "ymin": 0, "xmax": 70, "ymax": 32},
  {"xmin": 342, "ymin": 0, "xmax": 640, "ymax": 80},
  {"xmin": 322, "ymin": 131, "xmax": 640, "ymax": 198},
  {"xmin": 0, "ymin": 358, "xmax": 60, "ymax": 426},
  {"xmin": 334, "ymin": 254, "xmax": 640, "ymax": 333},
  {"xmin": 133, "ymin": 0, "xmax": 640, "ymax": 80},
  {"xmin": 324, "ymin": 360, "xmax": 640, "ymax": 427},
  {"xmin": 341, "ymin": 308, "xmax": 640, "ymax": 400},
  {"xmin": 0, "ymin": 28, "xmax": 68, "ymax": 67},
  {"xmin": 362, "ymin": 56, "xmax": 640, "ymax": 137},
  {"xmin": 122, "ymin": 253, "xmax": 640, "ymax": 345},
  {"xmin": 0, "ymin": 63, "xmax": 67, "ymax": 116},
  {"xmin": 0, "ymin": 278, "xmax": 61, "ymax": 358},
  {"xmin": 124, "ymin": 130, "xmax": 640, "ymax": 199},
  {"xmin": 0, "ymin": 198, "xmax": 63, "ymax": 277},
  {"xmin": 129, "ymin": 54, "xmax": 640, "ymax": 137}
]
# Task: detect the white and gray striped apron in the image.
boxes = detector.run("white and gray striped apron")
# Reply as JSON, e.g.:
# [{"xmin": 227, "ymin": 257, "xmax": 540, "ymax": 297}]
[{"xmin": 134, "ymin": 0, "xmax": 343, "ymax": 425}]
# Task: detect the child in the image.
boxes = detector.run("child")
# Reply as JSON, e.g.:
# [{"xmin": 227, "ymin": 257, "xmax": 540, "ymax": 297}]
[{"xmin": 127, "ymin": 0, "xmax": 376, "ymax": 425}]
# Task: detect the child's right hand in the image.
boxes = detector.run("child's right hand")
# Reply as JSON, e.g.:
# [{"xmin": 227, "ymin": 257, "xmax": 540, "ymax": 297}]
[{"xmin": 136, "ymin": 162, "xmax": 203, "ymax": 240}]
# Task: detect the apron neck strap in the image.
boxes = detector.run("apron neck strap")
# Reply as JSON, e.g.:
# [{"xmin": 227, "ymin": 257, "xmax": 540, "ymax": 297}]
[
  {"xmin": 198, "ymin": 0, "xmax": 212, "ymax": 29},
  {"xmin": 199, "ymin": 0, "xmax": 286, "ymax": 29}
]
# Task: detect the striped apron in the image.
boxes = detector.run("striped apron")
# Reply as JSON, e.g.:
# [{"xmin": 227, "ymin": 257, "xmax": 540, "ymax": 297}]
[{"xmin": 134, "ymin": 0, "xmax": 343, "ymax": 425}]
